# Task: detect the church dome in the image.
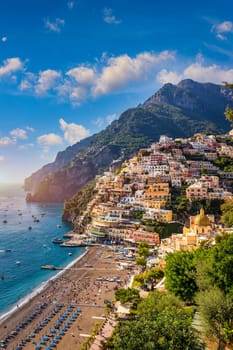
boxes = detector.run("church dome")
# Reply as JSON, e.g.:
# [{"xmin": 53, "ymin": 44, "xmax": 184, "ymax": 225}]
[{"xmin": 194, "ymin": 208, "xmax": 211, "ymax": 226}]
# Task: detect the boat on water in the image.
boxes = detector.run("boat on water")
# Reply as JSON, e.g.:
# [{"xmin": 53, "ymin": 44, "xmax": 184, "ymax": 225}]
[
  {"xmin": 0, "ymin": 249, "xmax": 12, "ymax": 253},
  {"xmin": 16, "ymin": 261, "xmax": 21, "ymax": 265},
  {"xmin": 56, "ymin": 224, "xmax": 62, "ymax": 228},
  {"xmin": 68, "ymin": 252, "xmax": 73, "ymax": 256},
  {"xmin": 52, "ymin": 237, "xmax": 64, "ymax": 244},
  {"xmin": 40, "ymin": 265, "xmax": 63, "ymax": 270}
]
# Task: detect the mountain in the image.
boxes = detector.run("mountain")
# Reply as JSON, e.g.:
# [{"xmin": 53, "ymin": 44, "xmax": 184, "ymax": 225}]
[{"xmin": 25, "ymin": 79, "xmax": 233, "ymax": 202}]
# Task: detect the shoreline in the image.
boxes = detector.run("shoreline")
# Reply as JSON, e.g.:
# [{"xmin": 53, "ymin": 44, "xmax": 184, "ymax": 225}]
[
  {"xmin": 0, "ymin": 244, "xmax": 133, "ymax": 350},
  {"xmin": 0, "ymin": 246, "xmax": 88, "ymax": 323}
]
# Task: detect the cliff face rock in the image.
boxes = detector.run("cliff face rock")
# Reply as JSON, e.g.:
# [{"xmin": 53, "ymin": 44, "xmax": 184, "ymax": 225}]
[
  {"xmin": 25, "ymin": 79, "xmax": 233, "ymax": 202},
  {"xmin": 143, "ymin": 79, "xmax": 232, "ymax": 126},
  {"xmin": 24, "ymin": 136, "xmax": 92, "ymax": 192},
  {"xmin": 26, "ymin": 144, "xmax": 121, "ymax": 202}
]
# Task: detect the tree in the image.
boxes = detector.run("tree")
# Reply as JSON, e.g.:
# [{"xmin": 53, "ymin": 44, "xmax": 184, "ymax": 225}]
[
  {"xmin": 137, "ymin": 291, "xmax": 183, "ymax": 321},
  {"xmin": 144, "ymin": 268, "xmax": 164, "ymax": 290},
  {"xmin": 105, "ymin": 291, "xmax": 204, "ymax": 350},
  {"xmin": 136, "ymin": 256, "xmax": 147, "ymax": 271},
  {"xmin": 196, "ymin": 288, "xmax": 233, "ymax": 350},
  {"xmin": 165, "ymin": 251, "xmax": 198, "ymax": 303},
  {"xmin": 115, "ymin": 288, "xmax": 140, "ymax": 305},
  {"xmin": 210, "ymin": 234, "xmax": 233, "ymax": 293},
  {"xmin": 138, "ymin": 242, "xmax": 150, "ymax": 258},
  {"xmin": 224, "ymin": 82, "xmax": 233, "ymax": 127},
  {"xmin": 221, "ymin": 200, "xmax": 233, "ymax": 227}
]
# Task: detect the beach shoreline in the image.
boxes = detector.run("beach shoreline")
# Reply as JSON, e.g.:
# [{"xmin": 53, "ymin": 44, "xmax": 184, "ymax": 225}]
[
  {"xmin": 0, "ymin": 244, "xmax": 133, "ymax": 350},
  {"xmin": 0, "ymin": 246, "xmax": 88, "ymax": 324}
]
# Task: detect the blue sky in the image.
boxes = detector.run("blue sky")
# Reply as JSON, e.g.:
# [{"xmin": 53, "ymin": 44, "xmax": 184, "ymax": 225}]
[{"xmin": 0, "ymin": 0, "xmax": 233, "ymax": 183}]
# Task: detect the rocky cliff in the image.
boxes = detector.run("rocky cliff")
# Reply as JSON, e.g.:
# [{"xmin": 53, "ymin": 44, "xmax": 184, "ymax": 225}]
[{"xmin": 26, "ymin": 144, "xmax": 121, "ymax": 202}]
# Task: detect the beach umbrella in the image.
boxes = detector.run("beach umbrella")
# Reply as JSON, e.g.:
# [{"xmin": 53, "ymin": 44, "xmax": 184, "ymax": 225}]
[
  {"xmin": 50, "ymin": 329, "xmax": 56, "ymax": 334},
  {"xmin": 35, "ymin": 345, "xmax": 42, "ymax": 350}
]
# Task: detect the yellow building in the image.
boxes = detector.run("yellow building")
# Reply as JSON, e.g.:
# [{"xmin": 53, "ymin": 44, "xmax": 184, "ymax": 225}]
[
  {"xmin": 181, "ymin": 208, "xmax": 214, "ymax": 248},
  {"xmin": 144, "ymin": 182, "xmax": 171, "ymax": 203},
  {"xmin": 169, "ymin": 208, "xmax": 215, "ymax": 250}
]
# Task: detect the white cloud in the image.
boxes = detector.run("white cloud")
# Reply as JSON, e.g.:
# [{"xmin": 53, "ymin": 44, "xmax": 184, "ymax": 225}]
[
  {"xmin": 10, "ymin": 128, "xmax": 27, "ymax": 140},
  {"xmin": 67, "ymin": 1, "xmax": 75, "ymax": 9},
  {"xmin": 37, "ymin": 133, "xmax": 63, "ymax": 152},
  {"xmin": 183, "ymin": 62, "xmax": 233, "ymax": 83},
  {"xmin": 93, "ymin": 51, "xmax": 174, "ymax": 96},
  {"xmin": 18, "ymin": 143, "xmax": 34, "ymax": 150},
  {"xmin": 215, "ymin": 21, "xmax": 233, "ymax": 33},
  {"xmin": 35, "ymin": 69, "xmax": 61, "ymax": 95},
  {"xmin": 1, "ymin": 37, "xmax": 7, "ymax": 43},
  {"xmin": 59, "ymin": 118, "xmax": 90, "ymax": 144},
  {"xmin": 156, "ymin": 60, "xmax": 233, "ymax": 85},
  {"xmin": 157, "ymin": 69, "xmax": 182, "ymax": 85},
  {"xmin": 26, "ymin": 126, "xmax": 35, "ymax": 132},
  {"xmin": 93, "ymin": 117, "xmax": 105, "ymax": 128},
  {"xmin": 103, "ymin": 8, "xmax": 121, "ymax": 24},
  {"xmin": 0, "ymin": 155, "xmax": 5, "ymax": 161},
  {"xmin": 44, "ymin": 18, "xmax": 65, "ymax": 33},
  {"xmin": 212, "ymin": 21, "xmax": 233, "ymax": 40},
  {"xmin": 106, "ymin": 113, "xmax": 117, "ymax": 124},
  {"xmin": 0, "ymin": 137, "xmax": 16, "ymax": 146},
  {"xmin": 67, "ymin": 66, "xmax": 96, "ymax": 85},
  {"xmin": 0, "ymin": 57, "xmax": 23, "ymax": 77},
  {"xmin": 93, "ymin": 113, "xmax": 118, "ymax": 130}
]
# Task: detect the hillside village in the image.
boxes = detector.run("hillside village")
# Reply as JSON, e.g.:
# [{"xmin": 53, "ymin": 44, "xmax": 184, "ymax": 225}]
[{"xmin": 68, "ymin": 130, "xmax": 233, "ymax": 254}]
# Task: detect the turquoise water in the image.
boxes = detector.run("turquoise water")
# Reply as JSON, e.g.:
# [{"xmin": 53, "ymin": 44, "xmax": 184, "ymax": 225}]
[{"xmin": 0, "ymin": 184, "xmax": 84, "ymax": 318}]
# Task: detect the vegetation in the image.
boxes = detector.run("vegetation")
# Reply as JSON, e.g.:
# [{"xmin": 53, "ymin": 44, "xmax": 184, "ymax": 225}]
[
  {"xmin": 134, "ymin": 268, "xmax": 164, "ymax": 291},
  {"xmin": 104, "ymin": 291, "xmax": 204, "ymax": 350},
  {"xmin": 141, "ymin": 219, "xmax": 183, "ymax": 239},
  {"xmin": 214, "ymin": 156, "xmax": 233, "ymax": 172},
  {"xmin": 221, "ymin": 200, "xmax": 233, "ymax": 227},
  {"xmin": 224, "ymin": 82, "xmax": 233, "ymax": 127},
  {"xmin": 165, "ymin": 251, "xmax": 198, "ymax": 303},
  {"xmin": 115, "ymin": 288, "xmax": 140, "ymax": 305},
  {"xmin": 196, "ymin": 288, "xmax": 233, "ymax": 349},
  {"xmin": 138, "ymin": 242, "xmax": 150, "ymax": 258},
  {"xmin": 62, "ymin": 180, "xmax": 97, "ymax": 222}
]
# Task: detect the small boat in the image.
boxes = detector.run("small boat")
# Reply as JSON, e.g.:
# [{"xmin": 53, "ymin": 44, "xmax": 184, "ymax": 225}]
[
  {"xmin": 16, "ymin": 261, "xmax": 21, "ymax": 265},
  {"xmin": 68, "ymin": 252, "xmax": 73, "ymax": 256},
  {"xmin": 56, "ymin": 224, "xmax": 62, "ymax": 228},
  {"xmin": 52, "ymin": 238, "xmax": 64, "ymax": 244}
]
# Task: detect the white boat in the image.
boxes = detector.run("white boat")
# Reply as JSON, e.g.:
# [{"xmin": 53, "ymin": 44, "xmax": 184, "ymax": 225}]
[
  {"xmin": 16, "ymin": 261, "xmax": 21, "ymax": 265},
  {"xmin": 68, "ymin": 252, "xmax": 73, "ymax": 256}
]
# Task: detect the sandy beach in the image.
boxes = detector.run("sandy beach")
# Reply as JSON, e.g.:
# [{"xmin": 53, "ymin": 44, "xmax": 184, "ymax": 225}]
[{"xmin": 0, "ymin": 245, "xmax": 133, "ymax": 350}]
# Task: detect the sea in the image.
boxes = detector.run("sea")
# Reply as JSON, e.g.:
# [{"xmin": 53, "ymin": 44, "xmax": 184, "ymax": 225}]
[{"xmin": 0, "ymin": 183, "xmax": 85, "ymax": 320}]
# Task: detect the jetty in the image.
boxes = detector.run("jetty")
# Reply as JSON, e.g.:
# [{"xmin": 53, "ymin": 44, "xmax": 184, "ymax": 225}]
[
  {"xmin": 61, "ymin": 231, "xmax": 88, "ymax": 247},
  {"xmin": 40, "ymin": 265, "xmax": 63, "ymax": 270}
]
